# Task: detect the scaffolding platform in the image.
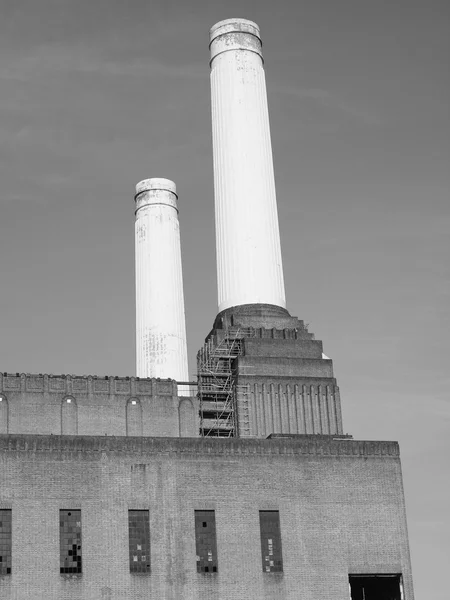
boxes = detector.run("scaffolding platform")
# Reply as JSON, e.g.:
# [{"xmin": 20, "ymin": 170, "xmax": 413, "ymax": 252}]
[{"xmin": 197, "ymin": 328, "xmax": 254, "ymax": 437}]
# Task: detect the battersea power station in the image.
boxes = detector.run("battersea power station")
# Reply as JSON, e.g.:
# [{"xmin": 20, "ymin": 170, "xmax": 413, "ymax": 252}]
[{"xmin": 0, "ymin": 19, "xmax": 414, "ymax": 600}]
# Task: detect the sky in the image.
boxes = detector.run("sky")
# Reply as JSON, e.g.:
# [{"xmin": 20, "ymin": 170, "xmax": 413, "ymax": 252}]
[{"xmin": 0, "ymin": 0, "xmax": 449, "ymax": 597}]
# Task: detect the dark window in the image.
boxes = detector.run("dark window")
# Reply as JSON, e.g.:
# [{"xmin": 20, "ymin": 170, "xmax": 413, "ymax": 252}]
[
  {"xmin": 259, "ymin": 510, "xmax": 283, "ymax": 573},
  {"xmin": 129, "ymin": 510, "xmax": 150, "ymax": 573},
  {"xmin": 194, "ymin": 510, "xmax": 218, "ymax": 573},
  {"xmin": 349, "ymin": 574, "xmax": 402, "ymax": 600},
  {"xmin": 60, "ymin": 510, "xmax": 82, "ymax": 575},
  {"xmin": 0, "ymin": 509, "xmax": 12, "ymax": 575}
]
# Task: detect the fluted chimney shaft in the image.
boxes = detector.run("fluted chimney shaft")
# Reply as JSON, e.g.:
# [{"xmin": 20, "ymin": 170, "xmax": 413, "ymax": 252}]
[
  {"xmin": 134, "ymin": 178, "xmax": 189, "ymax": 391},
  {"xmin": 210, "ymin": 19, "xmax": 286, "ymax": 313}
]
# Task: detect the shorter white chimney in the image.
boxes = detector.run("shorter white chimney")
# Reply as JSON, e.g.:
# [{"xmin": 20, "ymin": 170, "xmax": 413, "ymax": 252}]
[{"xmin": 135, "ymin": 178, "xmax": 189, "ymax": 393}]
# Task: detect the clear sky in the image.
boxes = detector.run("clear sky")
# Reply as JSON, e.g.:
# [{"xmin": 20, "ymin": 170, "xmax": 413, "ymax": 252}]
[{"xmin": 0, "ymin": 1, "xmax": 448, "ymax": 597}]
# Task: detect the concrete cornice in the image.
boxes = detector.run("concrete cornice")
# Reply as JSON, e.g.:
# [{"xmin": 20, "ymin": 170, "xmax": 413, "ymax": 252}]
[
  {"xmin": 0, "ymin": 434, "xmax": 400, "ymax": 458},
  {"xmin": 0, "ymin": 373, "xmax": 178, "ymax": 396}
]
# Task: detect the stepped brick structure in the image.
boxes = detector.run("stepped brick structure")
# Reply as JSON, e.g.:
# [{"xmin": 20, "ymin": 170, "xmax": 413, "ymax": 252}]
[{"xmin": 198, "ymin": 304, "xmax": 343, "ymax": 438}]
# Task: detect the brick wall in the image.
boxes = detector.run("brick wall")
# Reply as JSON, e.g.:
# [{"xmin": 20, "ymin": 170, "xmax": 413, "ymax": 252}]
[
  {"xmin": 238, "ymin": 382, "xmax": 343, "ymax": 437},
  {"xmin": 0, "ymin": 374, "xmax": 199, "ymax": 438},
  {"xmin": 198, "ymin": 303, "xmax": 343, "ymax": 438},
  {"xmin": 0, "ymin": 435, "xmax": 414, "ymax": 600}
]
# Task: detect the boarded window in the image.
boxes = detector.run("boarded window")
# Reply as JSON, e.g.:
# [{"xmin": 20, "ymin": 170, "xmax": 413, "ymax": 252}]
[
  {"xmin": 259, "ymin": 510, "xmax": 283, "ymax": 573},
  {"xmin": 0, "ymin": 509, "xmax": 12, "ymax": 575},
  {"xmin": 179, "ymin": 398, "xmax": 195, "ymax": 437},
  {"xmin": 0, "ymin": 395, "xmax": 8, "ymax": 434},
  {"xmin": 60, "ymin": 510, "xmax": 82, "ymax": 574},
  {"xmin": 61, "ymin": 397, "xmax": 78, "ymax": 435},
  {"xmin": 126, "ymin": 398, "xmax": 143, "ymax": 436},
  {"xmin": 129, "ymin": 510, "xmax": 150, "ymax": 573},
  {"xmin": 195, "ymin": 510, "xmax": 218, "ymax": 573},
  {"xmin": 349, "ymin": 574, "xmax": 402, "ymax": 600}
]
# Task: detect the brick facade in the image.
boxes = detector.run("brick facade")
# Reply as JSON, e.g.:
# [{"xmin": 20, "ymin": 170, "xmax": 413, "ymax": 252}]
[
  {"xmin": 0, "ymin": 304, "xmax": 415, "ymax": 598},
  {"xmin": 199, "ymin": 304, "xmax": 343, "ymax": 437},
  {"xmin": 0, "ymin": 373, "xmax": 198, "ymax": 438},
  {"xmin": 0, "ymin": 435, "xmax": 414, "ymax": 600}
]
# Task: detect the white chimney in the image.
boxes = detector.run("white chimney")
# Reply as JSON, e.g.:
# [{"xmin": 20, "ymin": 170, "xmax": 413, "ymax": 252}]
[
  {"xmin": 210, "ymin": 18, "xmax": 286, "ymax": 313},
  {"xmin": 134, "ymin": 178, "xmax": 189, "ymax": 393}
]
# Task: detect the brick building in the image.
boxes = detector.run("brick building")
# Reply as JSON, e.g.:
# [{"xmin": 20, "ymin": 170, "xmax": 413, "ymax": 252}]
[
  {"xmin": 0, "ymin": 306, "xmax": 414, "ymax": 599},
  {"xmin": 0, "ymin": 432, "xmax": 412, "ymax": 600},
  {"xmin": 0, "ymin": 17, "xmax": 414, "ymax": 600}
]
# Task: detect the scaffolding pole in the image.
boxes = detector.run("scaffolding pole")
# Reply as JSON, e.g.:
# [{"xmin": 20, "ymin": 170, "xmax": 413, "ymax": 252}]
[{"xmin": 197, "ymin": 328, "xmax": 254, "ymax": 437}]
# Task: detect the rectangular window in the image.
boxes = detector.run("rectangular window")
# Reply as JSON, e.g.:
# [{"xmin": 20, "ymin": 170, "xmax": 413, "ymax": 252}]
[
  {"xmin": 195, "ymin": 510, "xmax": 218, "ymax": 573},
  {"xmin": 60, "ymin": 510, "xmax": 82, "ymax": 574},
  {"xmin": 259, "ymin": 510, "xmax": 283, "ymax": 573},
  {"xmin": 0, "ymin": 509, "xmax": 12, "ymax": 575},
  {"xmin": 349, "ymin": 574, "xmax": 402, "ymax": 600},
  {"xmin": 128, "ymin": 510, "xmax": 151, "ymax": 573}
]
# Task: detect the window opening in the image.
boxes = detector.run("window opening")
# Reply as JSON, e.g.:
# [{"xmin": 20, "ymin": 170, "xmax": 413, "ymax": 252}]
[
  {"xmin": 349, "ymin": 574, "xmax": 402, "ymax": 600},
  {"xmin": 259, "ymin": 510, "xmax": 283, "ymax": 573},
  {"xmin": 60, "ymin": 510, "xmax": 82, "ymax": 575},
  {"xmin": 0, "ymin": 509, "xmax": 12, "ymax": 575},
  {"xmin": 129, "ymin": 510, "xmax": 150, "ymax": 573},
  {"xmin": 195, "ymin": 510, "xmax": 218, "ymax": 573}
]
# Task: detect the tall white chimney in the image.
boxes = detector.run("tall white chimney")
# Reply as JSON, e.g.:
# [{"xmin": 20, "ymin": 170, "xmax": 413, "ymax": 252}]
[
  {"xmin": 134, "ymin": 178, "xmax": 189, "ymax": 392},
  {"xmin": 210, "ymin": 18, "xmax": 286, "ymax": 313}
]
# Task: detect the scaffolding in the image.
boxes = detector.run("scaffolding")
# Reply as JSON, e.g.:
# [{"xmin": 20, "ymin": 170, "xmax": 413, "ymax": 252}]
[{"xmin": 197, "ymin": 328, "xmax": 254, "ymax": 437}]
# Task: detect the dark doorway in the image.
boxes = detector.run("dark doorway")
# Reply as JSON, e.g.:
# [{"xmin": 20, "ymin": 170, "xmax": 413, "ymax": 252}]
[{"xmin": 349, "ymin": 574, "xmax": 402, "ymax": 600}]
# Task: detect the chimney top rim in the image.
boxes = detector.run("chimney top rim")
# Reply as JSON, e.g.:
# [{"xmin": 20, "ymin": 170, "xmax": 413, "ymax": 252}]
[
  {"xmin": 135, "ymin": 178, "xmax": 177, "ymax": 199},
  {"xmin": 210, "ymin": 18, "xmax": 261, "ymax": 44}
]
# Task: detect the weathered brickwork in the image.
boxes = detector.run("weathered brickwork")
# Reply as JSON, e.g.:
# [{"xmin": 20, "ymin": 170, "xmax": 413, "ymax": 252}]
[
  {"xmin": 0, "ymin": 374, "xmax": 199, "ymax": 438},
  {"xmin": 0, "ymin": 435, "xmax": 414, "ymax": 600},
  {"xmin": 0, "ymin": 303, "xmax": 415, "ymax": 599},
  {"xmin": 200, "ymin": 304, "xmax": 343, "ymax": 437},
  {"xmin": 238, "ymin": 382, "xmax": 343, "ymax": 437}
]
